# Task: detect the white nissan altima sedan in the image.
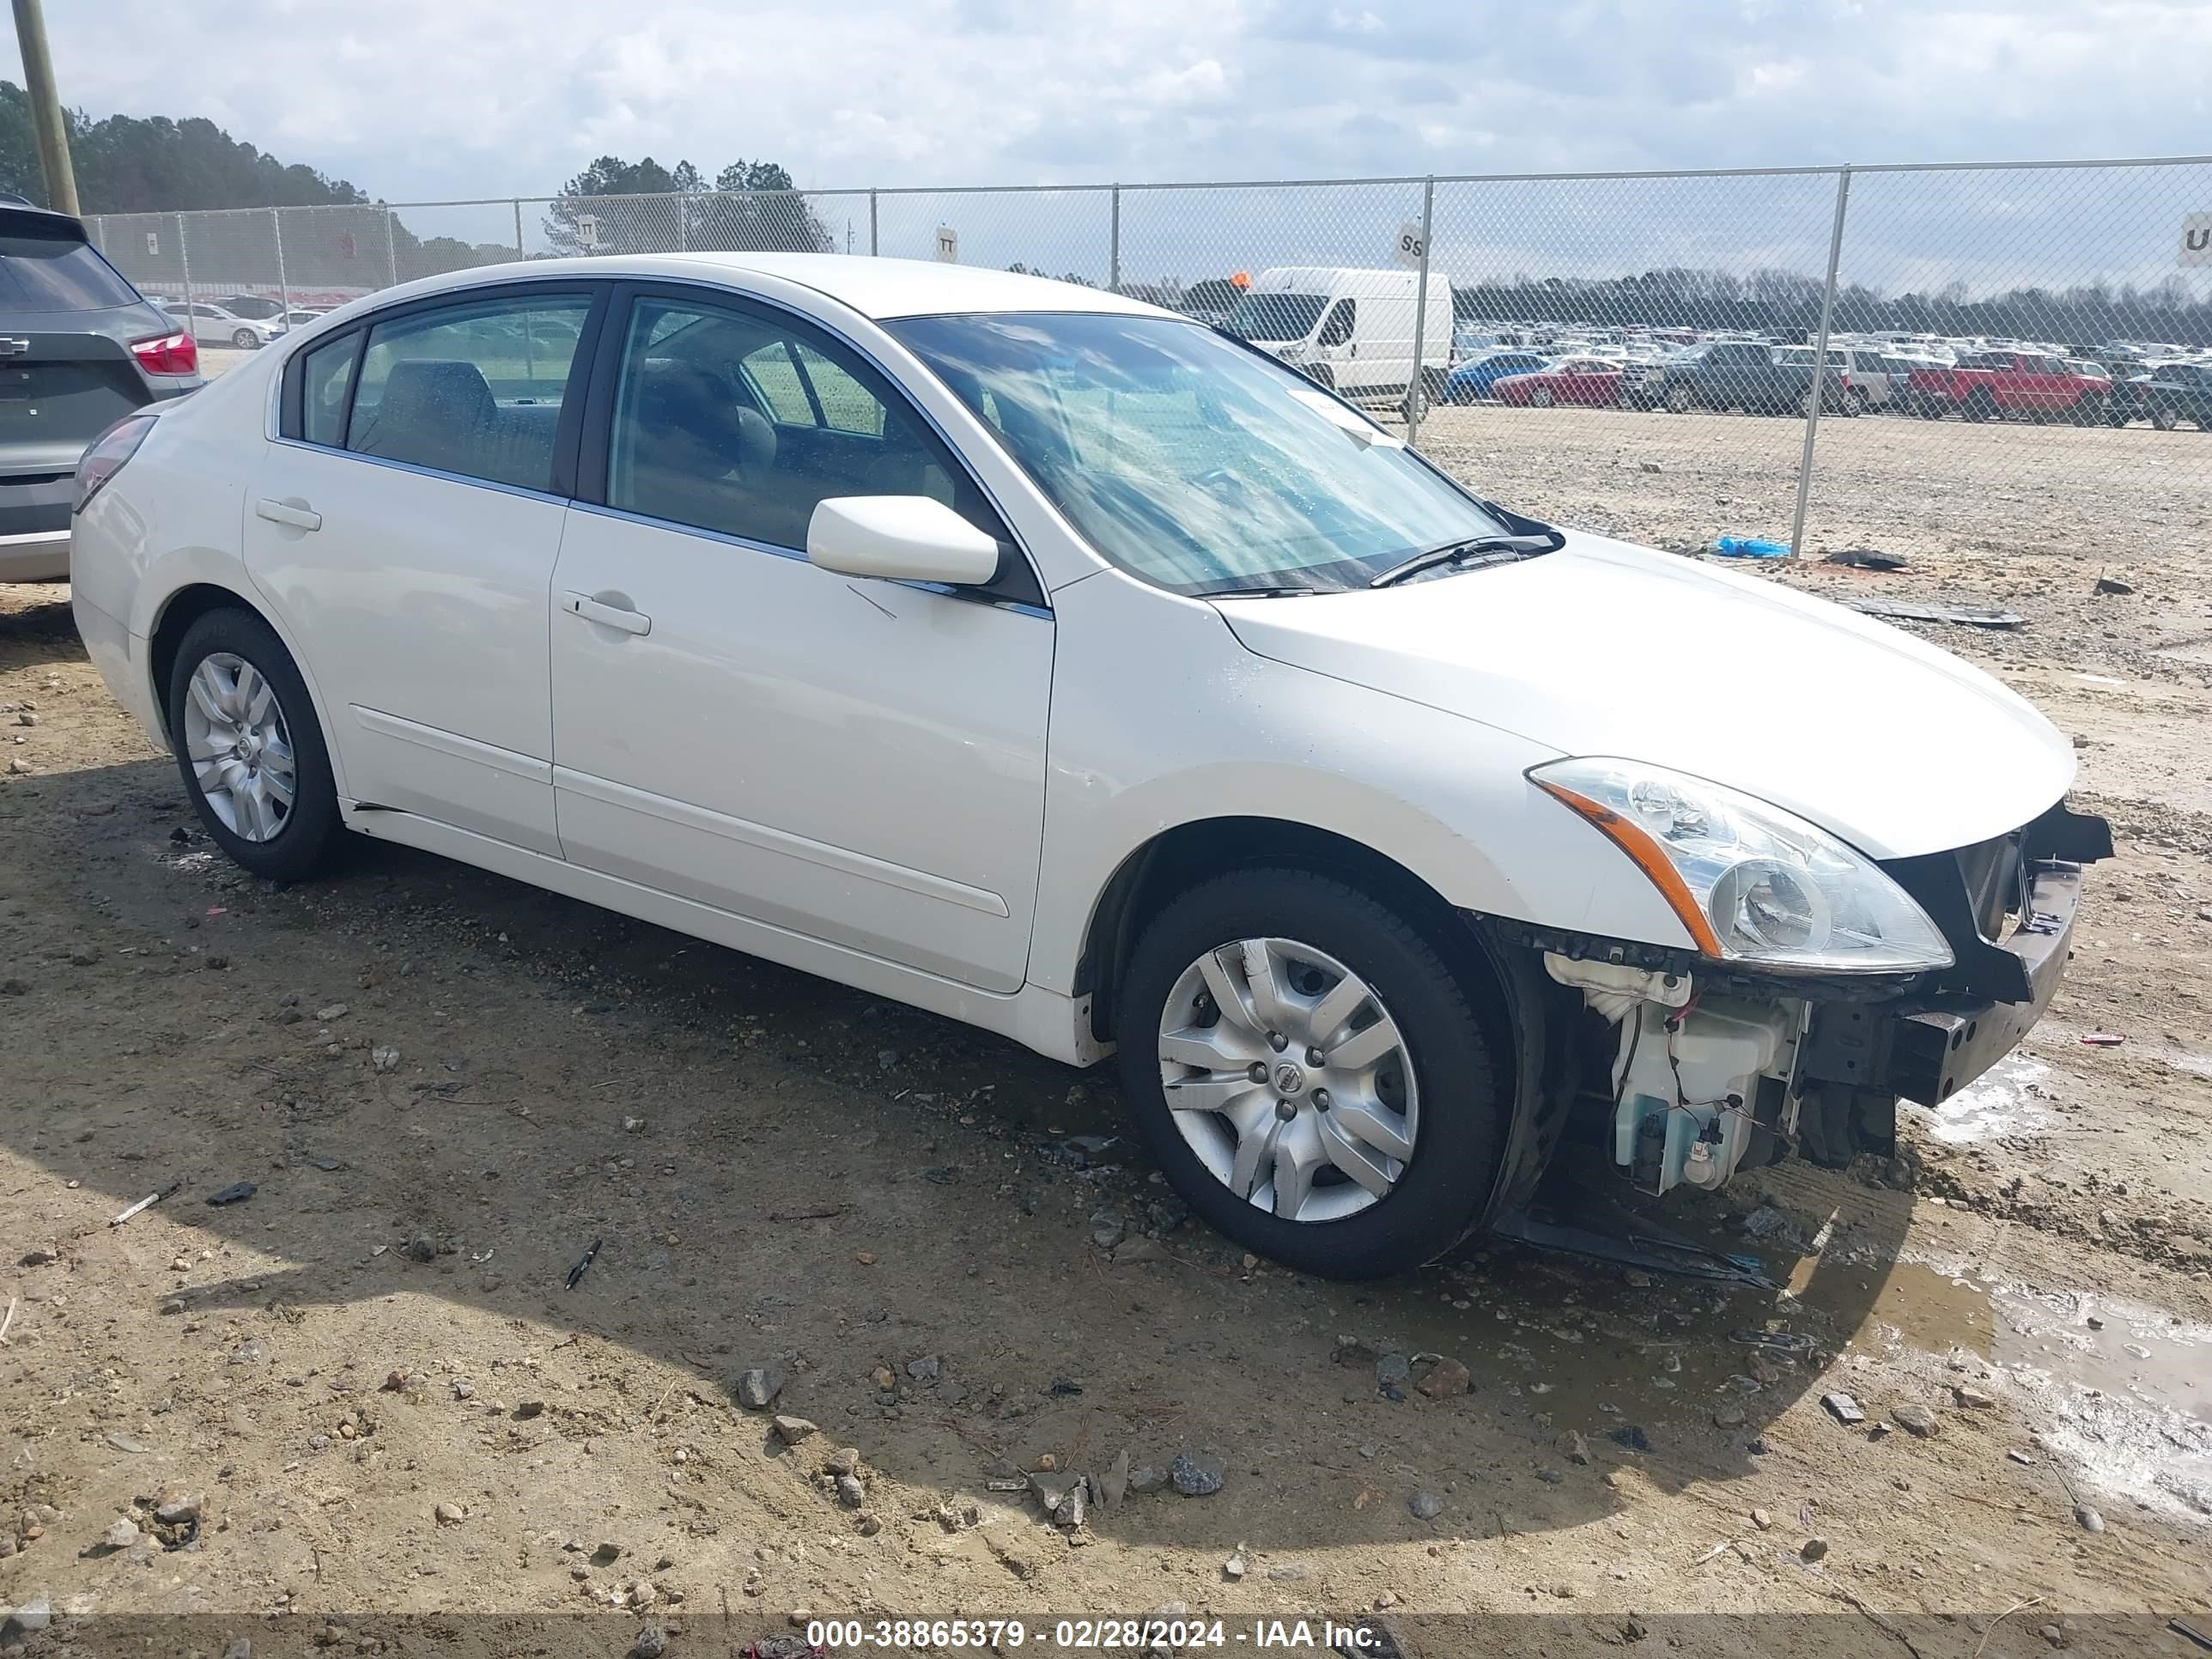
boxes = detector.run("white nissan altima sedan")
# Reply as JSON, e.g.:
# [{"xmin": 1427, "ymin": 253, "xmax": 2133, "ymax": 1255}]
[{"xmin": 68, "ymin": 253, "xmax": 2109, "ymax": 1278}]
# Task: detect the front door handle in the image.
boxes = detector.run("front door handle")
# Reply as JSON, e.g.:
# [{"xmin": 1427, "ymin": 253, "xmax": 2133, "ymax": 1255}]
[
  {"xmin": 255, "ymin": 497, "xmax": 321, "ymax": 532},
  {"xmin": 562, "ymin": 591, "xmax": 652, "ymax": 636}
]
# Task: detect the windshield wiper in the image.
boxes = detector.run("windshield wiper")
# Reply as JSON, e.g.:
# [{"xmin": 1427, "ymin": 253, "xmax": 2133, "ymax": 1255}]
[
  {"xmin": 1368, "ymin": 533, "xmax": 1559, "ymax": 589},
  {"xmin": 1189, "ymin": 581, "xmax": 1322, "ymax": 599}
]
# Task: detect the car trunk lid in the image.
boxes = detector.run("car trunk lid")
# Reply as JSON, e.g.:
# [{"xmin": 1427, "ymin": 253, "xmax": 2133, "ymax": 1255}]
[{"xmin": 0, "ymin": 328, "xmax": 150, "ymax": 473}]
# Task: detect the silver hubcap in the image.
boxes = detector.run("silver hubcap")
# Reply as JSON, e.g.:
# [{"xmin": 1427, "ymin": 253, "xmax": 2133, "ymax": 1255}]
[
  {"xmin": 1157, "ymin": 938, "xmax": 1419, "ymax": 1224},
  {"xmin": 184, "ymin": 653, "xmax": 296, "ymax": 844}
]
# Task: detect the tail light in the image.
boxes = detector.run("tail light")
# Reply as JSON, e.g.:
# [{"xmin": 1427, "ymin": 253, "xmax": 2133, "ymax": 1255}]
[
  {"xmin": 130, "ymin": 331, "xmax": 198, "ymax": 377},
  {"xmin": 74, "ymin": 412, "xmax": 159, "ymax": 514}
]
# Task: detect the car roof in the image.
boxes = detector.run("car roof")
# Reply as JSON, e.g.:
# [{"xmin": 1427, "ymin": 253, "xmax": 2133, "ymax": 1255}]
[{"xmin": 354, "ymin": 252, "xmax": 1175, "ymax": 324}]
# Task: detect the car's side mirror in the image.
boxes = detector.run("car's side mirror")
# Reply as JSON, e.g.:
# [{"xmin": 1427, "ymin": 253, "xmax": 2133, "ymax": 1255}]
[{"xmin": 806, "ymin": 495, "xmax": 1003, "ymax": 587}]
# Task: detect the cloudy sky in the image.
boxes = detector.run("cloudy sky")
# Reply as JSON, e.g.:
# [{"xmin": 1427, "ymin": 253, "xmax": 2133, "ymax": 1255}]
[{"xmin": 33, "ymin": 0, "xmax": 2212, "ymax": 202}]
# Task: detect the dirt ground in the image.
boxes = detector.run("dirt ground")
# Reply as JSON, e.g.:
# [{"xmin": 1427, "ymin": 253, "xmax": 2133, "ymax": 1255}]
[{"xmin": 3, "ymin": 402, "xmax": 2209, "ymax": 1657}]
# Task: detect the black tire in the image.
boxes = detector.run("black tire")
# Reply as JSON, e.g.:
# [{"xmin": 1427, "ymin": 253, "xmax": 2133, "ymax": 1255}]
[
  {"xmin": 231, "ymin": 328, "xmax": 258, "ymax": 349},
  {"xmin": 1665, "ymin": 384, "xmax": 1693, "ymax": 414},
  {"xmin": 2152, "ymin": 404, "xmax": 2180, "ymax": 431},
  {"xmin": 1422, "ymin": 367, "xmax": 1448, "ymax": 400},
  {"xmin": 1448, "ymin": 382, "xmax": 1475, "ymax": 405},
  {"xmin": 166, "ymin": 606, "xmax": 343, "ymax": 883},
  {"xmin": 1966, "ymin": 390, "xmax": 1999, "ymax": 423},
  {"xmin": 1115, "ymin": 867, "xmax": 1505, "ymax": 1279}
]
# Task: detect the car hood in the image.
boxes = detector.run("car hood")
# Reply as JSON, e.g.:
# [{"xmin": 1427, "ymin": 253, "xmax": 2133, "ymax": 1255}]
[{"xmin": 1215, "ymin": 531, "xmax": 2074, "ymax": 859}]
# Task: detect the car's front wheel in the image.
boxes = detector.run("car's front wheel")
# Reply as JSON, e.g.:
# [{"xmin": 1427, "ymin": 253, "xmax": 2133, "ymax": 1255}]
[
  {"xmin": 167, "ymin": 607, "xmax": 343, "ymax": 882},
  {"xmin": 1115, "ymin": 868, "xmax": 1504, "ymax": 1279},
  {"xmin": 231, "ymin": 328, "xmax": 259, "ymax": 349}
]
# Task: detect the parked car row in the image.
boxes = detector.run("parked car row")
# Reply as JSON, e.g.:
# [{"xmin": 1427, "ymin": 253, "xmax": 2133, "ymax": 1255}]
[
  {"xmin": 144, "ymin": 294, "xmax": 337, "ymax": 349},
  {"xmin": 1439, "ymin": 337, "xmax": 2210, "ymax": 428},
  {"xmin": 1448, "ymin": 340, "xmax": 1851, "ymax": 416}
]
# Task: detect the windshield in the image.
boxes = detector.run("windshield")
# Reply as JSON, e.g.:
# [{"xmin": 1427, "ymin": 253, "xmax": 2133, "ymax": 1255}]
[
  {"xmin": 1220, "ymin": 291, "xmax": 1327, "ymax": 343},
  {"xmin": 888, "ymin": 312, "xmax": 1507, "ymax": 595}
]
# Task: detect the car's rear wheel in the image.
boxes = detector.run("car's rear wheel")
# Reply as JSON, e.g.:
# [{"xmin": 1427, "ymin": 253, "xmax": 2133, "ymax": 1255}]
[
  {"xmin": 1448, "ymin": 381, "xmax": 1475, "ymax": 405},
  {"xmin": 1115, "ymin": 867, "xmax": 1504, "ymax": 1279},
  {"xmin": 167, "ymin": 608, "xmax": 343, "ymax": 882},
  {"xmin": 1966, "ymin": 390, "xmax": 1999, "ymax": 422},
  {"xmin": 2152, "ymin": 404, "xmax": 2181, "ymax": 431},
  {"xmin": 1665, "ymin": 384, "xmax": 1692, "ymax": 414},
  {"xmin": 1530, "ymin": 385, "xmax": 1554, "ymax": 408}
]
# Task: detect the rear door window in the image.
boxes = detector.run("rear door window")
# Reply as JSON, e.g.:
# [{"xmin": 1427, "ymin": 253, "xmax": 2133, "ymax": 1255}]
[
  {"xmin": 344, "ymin": 293, "xmax": 592, "ymax": 492},
  {"xmin": 0, "ymin": 227, "xmax": 143, "ymax": 312}
]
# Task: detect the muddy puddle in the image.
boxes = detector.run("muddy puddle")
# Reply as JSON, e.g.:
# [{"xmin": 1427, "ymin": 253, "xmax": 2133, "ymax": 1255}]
[
  {"xmin": 1802, "ymin": 1249, "xmax": 2210, "ymax": 1524},
  {"xmin": 1305, "ymin": 1200, "xmax": 2210, "ymax": 1530}
]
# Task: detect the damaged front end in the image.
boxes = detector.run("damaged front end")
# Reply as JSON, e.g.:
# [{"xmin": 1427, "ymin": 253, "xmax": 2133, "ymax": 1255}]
[{"xmin": 1519, "ymin": 797, "xmax": 2112, "ymax": 1198}]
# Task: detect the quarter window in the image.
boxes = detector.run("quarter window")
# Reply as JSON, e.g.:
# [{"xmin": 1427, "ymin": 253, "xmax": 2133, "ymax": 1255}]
[
  {"xmin": 299, "ymin": 332, "xmax": 359, "ymax": 447},
  {"xmin": 604, "ymin": 295, "xmax": 1006, "ymax": 558},
  {"xmin": 343, "ymin": 293, "xmax": 592, "ymax": 492}
]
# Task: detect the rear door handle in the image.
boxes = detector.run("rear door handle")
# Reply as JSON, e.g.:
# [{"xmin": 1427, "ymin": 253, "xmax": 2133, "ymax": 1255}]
[
  {"xmin": 254, "ymin": 497, "xmax": 321, "ymax": 532},
  {"xmin": 562, "ymin": 591, "xmax": 652, "ymax": 636}
]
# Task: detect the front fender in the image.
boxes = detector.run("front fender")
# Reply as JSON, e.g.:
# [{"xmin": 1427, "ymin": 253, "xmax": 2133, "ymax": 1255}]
[{"xmin": 1028, "ymin": 569, "xmax": 1698, "ymax": 997}]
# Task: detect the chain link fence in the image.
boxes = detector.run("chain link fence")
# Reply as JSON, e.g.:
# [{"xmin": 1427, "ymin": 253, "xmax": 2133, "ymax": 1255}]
[{"xmin": 88, "ymin": 160, "xmax": 2212, "ymax": 562}]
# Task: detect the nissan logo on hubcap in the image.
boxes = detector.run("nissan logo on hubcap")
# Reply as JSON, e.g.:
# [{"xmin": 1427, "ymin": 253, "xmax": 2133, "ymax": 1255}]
[{"xmin": 1273, "ymin": 1062, "xmax": 1305, "ymax": 1096}]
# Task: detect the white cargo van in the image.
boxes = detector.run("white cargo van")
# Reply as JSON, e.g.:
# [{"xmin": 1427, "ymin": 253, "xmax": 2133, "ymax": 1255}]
[{"xmin": 1223, "ymin": 267, "xmax": 1455, "ymax": 409}]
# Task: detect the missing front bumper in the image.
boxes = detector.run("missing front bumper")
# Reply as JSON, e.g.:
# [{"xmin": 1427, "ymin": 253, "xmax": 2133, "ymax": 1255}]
[{"xmin": 1800, "ymin": 858, "xmax": 2087, "ymax": 1113}]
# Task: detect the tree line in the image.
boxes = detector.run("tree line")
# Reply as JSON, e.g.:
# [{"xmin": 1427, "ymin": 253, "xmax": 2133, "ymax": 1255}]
[{"xmin": 0, "ymin": 80, "xmax": 368, "ymax": 211}]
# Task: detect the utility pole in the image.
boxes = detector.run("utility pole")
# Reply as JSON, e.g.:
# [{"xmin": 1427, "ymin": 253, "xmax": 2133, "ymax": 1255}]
[{"xmin": 10, "ymin": 0, "xmax": 80, "ymax": 214}]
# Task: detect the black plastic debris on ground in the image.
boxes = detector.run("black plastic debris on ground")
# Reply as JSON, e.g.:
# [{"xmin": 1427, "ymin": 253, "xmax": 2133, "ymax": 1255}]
[
  {"xmin": 1844, "ymin": 597, "xmax": 2024, "ymax": 629},
  {"xmin": 1824, "ymin": 547, "xmax": 1910, "ymax": 571},
  {"xmin": 204, "ymin": 1182, "xmax": 256, "ymax": 1206},
  {"xmin": 565, "ymin": 1237, "xmax": 602, "ymax": 1291}
]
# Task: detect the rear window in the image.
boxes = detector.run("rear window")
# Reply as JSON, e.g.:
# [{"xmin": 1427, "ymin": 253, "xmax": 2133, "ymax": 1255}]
[{"xmin": 0, "ymin": 228, "xmax": 143, "ymax": 312}]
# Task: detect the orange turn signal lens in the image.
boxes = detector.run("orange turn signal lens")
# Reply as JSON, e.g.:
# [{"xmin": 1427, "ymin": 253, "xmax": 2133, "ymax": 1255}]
[{"xmin": 1535, "ymin": 778, "xmax": 1727, "ymax": 958}]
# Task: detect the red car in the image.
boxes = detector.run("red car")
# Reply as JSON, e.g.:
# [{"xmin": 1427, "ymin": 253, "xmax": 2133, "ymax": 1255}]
[
  {"xmin": 1495, "ymin": 356, "xmax": 1625, "ymax": 408},
  {"xmin": 1906, "ymin": 351, "xmax": 2104, "ymax": 422}
]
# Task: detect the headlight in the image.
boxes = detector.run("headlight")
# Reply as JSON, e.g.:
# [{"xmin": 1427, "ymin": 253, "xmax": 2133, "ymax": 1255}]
[{"xmin": 1530, "ymin": 757, "xmax": 1953, "ymax": 973}]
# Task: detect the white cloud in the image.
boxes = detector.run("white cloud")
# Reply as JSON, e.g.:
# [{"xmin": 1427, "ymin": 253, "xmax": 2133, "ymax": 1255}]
[
  {"xmin": 29, "ymin": 0, "xmax": 2210, "ymax": 203},
  {"xmin": 24, "ymin": 0, "xmax": 2212, "ymax": 298}
]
